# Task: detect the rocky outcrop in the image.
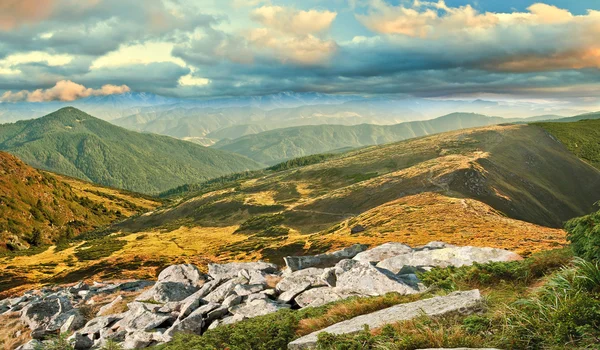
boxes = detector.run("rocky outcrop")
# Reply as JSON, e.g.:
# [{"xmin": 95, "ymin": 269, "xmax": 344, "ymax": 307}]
[
  {"xmin": 3, "ymin": 242, "xmax": 520, "ymax": 349},
  {"xmin": 377, "ymin": 246, "xmax": 523, "ymax": 274},
  {"xmin": 283, "ymin": 244, "xmax": 368, "ymax": 272},
  {"xmin": 288, "ymin": 290, "xmax": 482, "ymax": 349},
  {"xmin": 353, "ymin": 242, "xmax": 412, "ymax": 264}
]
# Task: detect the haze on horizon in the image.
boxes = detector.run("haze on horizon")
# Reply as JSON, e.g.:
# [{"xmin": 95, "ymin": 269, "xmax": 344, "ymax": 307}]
[{"xmin": 0, "ymin": 0, "xmax": 600, "ymax": 116}]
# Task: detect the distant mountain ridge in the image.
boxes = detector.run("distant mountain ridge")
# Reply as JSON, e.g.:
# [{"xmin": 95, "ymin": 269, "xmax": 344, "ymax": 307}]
[
  {"xmin": 0, "ymin": 107, "xmax": 262, "ymax": 194},
  {"xmin": 211, "ymin": 113, "xmax": 535, "ymax": 164}
]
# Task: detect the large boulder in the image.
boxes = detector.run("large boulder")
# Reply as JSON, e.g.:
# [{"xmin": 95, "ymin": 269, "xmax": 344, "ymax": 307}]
[
  {"xmin": 157, "ymin": 264, "xmax": 207, "ymax": 287},
  {"xmin": 284, "ymin": 244, "xmax": 368, "ymax": 272},
  {"xmin": 208, "ymin": 261, "xmax": 278, "ymax": 280},
  {"xmin": 20, "ymin": 294, "xmax": 84, "ymax": 339},
  {"xmin": 136, "ymin": 282, "xmax": 198, "ymax": 303},
  {"xmin": 288, "ymin": 290, "xmax": 482, "ymax": 349},
  {"xmin": 335, "ymin": 260, "xmax": 419, "ymax": 296},
  {"xmin": 353, "ymin": 243, "xmax": 412, "ymax": 264},
  {"xmin": 377, "ymin": 246, "xmax": 523, "ymax": 274}
]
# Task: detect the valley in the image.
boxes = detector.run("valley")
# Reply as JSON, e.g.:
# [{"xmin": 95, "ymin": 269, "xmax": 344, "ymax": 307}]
[{"xmin": 2, "ymin": 121, "xmax": 597, "ymax": 298}]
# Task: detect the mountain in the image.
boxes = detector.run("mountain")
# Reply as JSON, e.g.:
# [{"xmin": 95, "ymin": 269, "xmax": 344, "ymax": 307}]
[
  {"xmin": 0, "ymin": 151, "xmax": 161, "ymax": 253},
  {"xmin": 543, "ymin": 111, "xmax": 600, "ymax": 123},
  {"xmin": 0, "ymin": 107, "xmax": 262, "ymax": 194},
  {"xmin": 3, "ymin": 121, "xmax": 600, "ymax": 293},
  {"xmin": 212, "ymin": 113, "xmax": 513, "ymax": 164}
]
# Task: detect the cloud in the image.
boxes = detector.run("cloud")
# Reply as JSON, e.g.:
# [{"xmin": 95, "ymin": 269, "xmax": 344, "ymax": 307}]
[
  {"xmin": 0, "ymin": 0, "xmax": 56, "ymax": 30},
  {"xmin": 251, "ymin": 6, "xmax": 337, "ymax": 35},
  {"xmin": 355, "ymin": 1, "xmax": 600, "ymax": 72},
  {"xmin": 0, "ymin": 80, "xmax": 129, "ymax": 102}
]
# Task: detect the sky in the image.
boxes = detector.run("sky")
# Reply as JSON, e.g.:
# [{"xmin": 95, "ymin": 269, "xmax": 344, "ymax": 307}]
[{"xmin": 0, "ymin": 0, "xmax": 600, "ymax": 109}]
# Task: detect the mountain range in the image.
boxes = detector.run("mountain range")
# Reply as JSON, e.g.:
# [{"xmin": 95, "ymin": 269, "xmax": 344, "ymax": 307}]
[
  {"xmin": 0, "ymin": 107, "xmax": 261, "ymax": 194},
  {"xmin": 211, "ymin": 112, "xmax": 549, "ymax": 164}
]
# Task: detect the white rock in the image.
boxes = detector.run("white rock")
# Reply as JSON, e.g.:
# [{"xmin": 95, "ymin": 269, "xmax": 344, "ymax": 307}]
[
  {"xmin": 353, "ymin": 243, "xmax": 413, "ymax": 264},
  {"xmin": 288, "ymin": 290, "xmax": 482, "ymax": 349}
]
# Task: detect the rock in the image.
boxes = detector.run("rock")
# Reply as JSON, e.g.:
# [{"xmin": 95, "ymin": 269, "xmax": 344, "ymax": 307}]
[
  {"xmin": 350, "ymin": 225, "xmax": 366, "ymax": 234},
  {"xmin": 157, "ymin": 264, "xmax": 207, "ymax": 287},
  {"xmin": 277, "ymin": 282, "xmax": 312, "ymax": 304},
  {"xmin": 288, "ymin": 290, "xmax": 482, "ymax": 349},
  {"xmin": 222, "ymin": 294, "xmax": 243, "ymax": 309},
  {"xmin": 75, "ymin": 314, "xmax": 124, "ymax": 341},
  {"xmin": 246, "ymin": 293, "xmax": 270, "ymax": 303},
  {"xmin": 71, "ymin": 333, "xmax": 94, "ymax": 350},
  {"xmin": 221, "ymin": 313, "xmax": 245, "ymax": 325},
  {"xmin": 15, "ymin": 339, "xmax": 42, "ymax": 350},
  {"xmin": 353, "ymin": 243, "xmax": 413, "ymax": 264},
  {"xmin": 335, "ymin": 261, "xmax": 419, "ymax": 296},
  {"xmin": 294, "ymin": 287, "xmax": 365, "ymax": 308},
  {"xmin": 320, "ymin": 268, "xmax": 337, "ymax": 287},
  {"xmin": 208, "ymin": 261, "xmax": 278, "ymax": 280},
  {"xmin": 117, "ymin": 304, "xmax": 173, "ymax": 332},
  {"xmin": 377, "ymin": 246, "xmax": 523, "ymax": 274},
  {"xmin": 96, "ymin": 280, "xmax": 154, "ymax": 294},
  {"xmin": 179, "ymin": 278, "xmax": 223, "ymax": 318},
  {"xmin": 414, "ymin": 241, "xmax": 456, "ymax": 251},
  {"xmin": 238, "ymin": 269, "xmax": 272, "ymax": 285},
  {"xmin": 97, "ymin": 295, "xmax": 123, "ymax": 316},
  {"xmin": 122, "ymin": 331, "xmax": 165, "ymax": 349},
  {"xmin": 233, "ymin": 284, "xmax": 265, "ymax": 296},
  {"xmin": 276, "ymin": 268, "xmax": 328, "ymax": 292},
  {"xmin": 284, "ymin": 244, "xmax": 368, "ymax": 272},
  {"xmin": 165, "ymin": 312, "xmax": 204, "ymax": 337},
  {"xmin": 229, "ymin": 299, "xmax": 290, "ymax": 318},
  {"xmin": 205, "ymin": 305, "xmax": 229, "ymax": 323},
  {"xmin": 136, "ymin": 281, "xmax": 198, "ymax": 303},
  {"xmin": 204, "ymin": 278, "xmax": 244, "ymax": 303},
  {"xmin": 20, "ymin": 294, "xmax": 75, "ymax": 339}
]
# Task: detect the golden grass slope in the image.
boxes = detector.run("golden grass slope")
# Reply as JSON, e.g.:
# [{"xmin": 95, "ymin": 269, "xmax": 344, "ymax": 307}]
[{"xmin": 1, "ymin": 124, "xmax": 598, "ymax": 296}]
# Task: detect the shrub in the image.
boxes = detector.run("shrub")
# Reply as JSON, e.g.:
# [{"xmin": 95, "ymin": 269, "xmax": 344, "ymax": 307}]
[
  {"xmin": 566, "ymin": 208, "xmax": 600, "ymax": 261},
  {"xmin": 34, "ymin": 333, "xmax": 74, "ymax": 350}
]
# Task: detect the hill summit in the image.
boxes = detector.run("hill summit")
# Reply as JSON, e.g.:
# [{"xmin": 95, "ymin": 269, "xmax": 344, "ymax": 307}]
[{"xmin": 0, "ymin": 108, "xmax": 262, "ymax": 194}]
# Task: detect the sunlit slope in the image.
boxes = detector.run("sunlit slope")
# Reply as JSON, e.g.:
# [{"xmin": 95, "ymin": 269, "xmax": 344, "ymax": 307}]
[
  {"xmin": 3, "ymin": 123, "xmax": 598, "ymax": 295},
  {"xmin": 0, "ymin": 107, "xmax": 262, "ymax": 194}
]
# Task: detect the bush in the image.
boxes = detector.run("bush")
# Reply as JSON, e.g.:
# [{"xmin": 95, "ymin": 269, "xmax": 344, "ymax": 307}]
[
  {"xmin": 566, "ymin": 208, "xmax": 600, "ymax": 261},
  {"xmin": 500, "ymin": 258, "xmax": 600, "ymax": 348},
  {"xmin": 418, "ymin": 248, "xmax": 572, "ymax": 291},
  {"xmin": 34, "ymin": 333, "xmax": 74, "ymax": 350}
]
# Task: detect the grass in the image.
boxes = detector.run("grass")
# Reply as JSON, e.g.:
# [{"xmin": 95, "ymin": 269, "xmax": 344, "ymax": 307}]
[{"xmin": 536, "ymin": 119, "xmax": 600, "ymax": 170}]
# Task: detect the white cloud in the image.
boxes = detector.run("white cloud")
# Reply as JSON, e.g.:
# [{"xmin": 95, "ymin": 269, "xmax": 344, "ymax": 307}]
[
  {"xmin": 91, "ymin": 42, "xmax": 187, "ymax": 69},
  {"xmin": 0, "ymin": 51, "xmax": 73, "ymax": 75}
]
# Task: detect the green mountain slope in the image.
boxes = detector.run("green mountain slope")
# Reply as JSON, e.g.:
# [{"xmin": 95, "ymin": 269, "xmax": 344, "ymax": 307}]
[
  {"xmin": 536, "ymin": 119, "xmax": 600, "ymax": 170},
  {"xmin": 212, "ymin": 113, "xmax": 512, "ymax": 164},
  {"xmin": 0, "ymin": 151, "xmax": 160, "ymax": 252},
  {"xmin": 0, "ymin": 107, "xmax": 262, "ymax": 194}
]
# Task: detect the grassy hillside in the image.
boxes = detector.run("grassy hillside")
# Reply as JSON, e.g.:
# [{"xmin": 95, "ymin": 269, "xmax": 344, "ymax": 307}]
[
  {"xmin": 0, "ymin": 151, "xmax": 161, "ymax": 253},
  {"xmin": 536, "ymin": 119, "xmax": 600, "ymax": 170},
  {"xmin": 4, "ymin": 124, "xmax": 600, "ymax": 295},
  {"xmin": 0, "ymin": 107, "xmax": 262, "ymax": 194},
  {"xmin": 213, "ymin": 113, "xmax": 512, "ymax": 164}
]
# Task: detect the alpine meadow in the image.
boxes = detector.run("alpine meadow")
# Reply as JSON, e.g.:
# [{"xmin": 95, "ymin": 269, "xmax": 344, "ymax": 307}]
[{"xmin": 1, "ymin": 1, "xmax": 600, "ymax": 350}]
